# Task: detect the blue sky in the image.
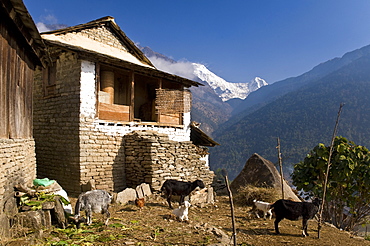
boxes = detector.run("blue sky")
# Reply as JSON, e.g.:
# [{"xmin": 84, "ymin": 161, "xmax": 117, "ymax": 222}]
[{"xmin": 24, "ymin": 0, "xmax": 370, "ymax": 84}]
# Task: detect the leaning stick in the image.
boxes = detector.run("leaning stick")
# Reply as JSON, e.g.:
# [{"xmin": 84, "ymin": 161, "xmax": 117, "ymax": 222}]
[
  {"xmin": 222, "ymin": 169, "xmax": 237, "ymax": 245},
  {"xmin": 317, "ymin": 103, "xmax": 344, "ymax": 238},
  {"xmin": 277, "ymin": 137, "xmax": 284, "ymax": 199}
]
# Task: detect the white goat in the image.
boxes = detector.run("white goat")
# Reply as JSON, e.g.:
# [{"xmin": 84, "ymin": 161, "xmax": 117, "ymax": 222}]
[
  {"xmin": 172, "ymin": 201, "xmax": 191, "ymax": 221},
  {"xmin": 252, "ymin": 199, "xmax": 273, "ymax": 219}
]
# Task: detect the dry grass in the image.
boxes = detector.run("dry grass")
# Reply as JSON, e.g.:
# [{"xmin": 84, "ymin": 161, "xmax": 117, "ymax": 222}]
[
  {"xmin": 1, "ymin": 193, "xmax": 370, "ymax": 246},
  {"xmin": 0, "ymin": 223, "xmax": 37, "ymax": 246},
  {"xmin": 234, "ymin": 185, "xmax": 281, "ymax": 206}
]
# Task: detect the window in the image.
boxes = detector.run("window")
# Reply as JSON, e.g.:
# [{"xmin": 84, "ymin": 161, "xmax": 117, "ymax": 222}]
[
  {"xmin": 42, "ymin": 61, "xmax": 56, "ymax": 96},
  {"xmin": 97, "ymin": 65, "xmax": 187, "ymax": 125},
  {"xmin": 98, "ymin": 68, "xmax": 131, "ymax": 121}
]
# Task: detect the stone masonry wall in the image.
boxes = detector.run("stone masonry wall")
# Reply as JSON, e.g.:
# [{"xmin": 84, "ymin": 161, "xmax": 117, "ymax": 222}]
[
  {"xmin": 33, "ymin": 51, "xmax": 82, "ymax": 195},
  {"xmin": 79, "ymin": 26, "xmax": 128, "ymax": 51},
  {"xmin": 0, "ymin": 139, "xmax": 36, "ymax": 237},
  {"xmin": 124, "ymin": 130, "xmax": 214, "ymax": 191},
  {"xmin": 79, "ymin": 120, "xmax": 126, "ymax": 193}
]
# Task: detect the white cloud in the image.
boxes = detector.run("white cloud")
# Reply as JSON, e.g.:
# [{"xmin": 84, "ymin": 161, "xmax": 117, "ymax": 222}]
[
  {"xmin": 148, "ymin": 56, "xmax": 197, "ymax": 81},
  {"xmin": 35, "ymin": 12, "xmax": 59, "ymax": 32},
  {"xmin": 41, "ymin": 14, "xmax": 58, "ymax": 24},
  {"xmin": 36, "ymin": 22, "xmax": 51, "ymax": 32}
]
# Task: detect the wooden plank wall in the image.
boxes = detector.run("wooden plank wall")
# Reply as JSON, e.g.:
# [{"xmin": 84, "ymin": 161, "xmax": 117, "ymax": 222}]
[{"xmin": 0, "ymin": 16, "xmax": 34, "ymax": 139}]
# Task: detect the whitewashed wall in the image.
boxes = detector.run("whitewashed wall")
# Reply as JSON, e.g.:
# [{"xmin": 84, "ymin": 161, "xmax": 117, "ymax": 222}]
[{"xmin": 80, "ymin": 60, "xmax": 96, "ymax": 118}]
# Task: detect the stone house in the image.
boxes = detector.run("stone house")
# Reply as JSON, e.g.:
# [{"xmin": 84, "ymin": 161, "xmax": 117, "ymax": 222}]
[
  {"xmin": 0, "ymin": 0, "xmax": 47, "ymax": 237},
  {"xmin": 33, "ymin": 17, "xmax": 216, "ymax": 195}
]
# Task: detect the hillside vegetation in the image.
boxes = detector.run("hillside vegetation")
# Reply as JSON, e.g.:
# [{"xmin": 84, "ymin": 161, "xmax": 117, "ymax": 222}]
[
  {"xmin": 210, "ymin": 54, "xmax": 370, "ymax": 179},
  {"xmin": 190, "ymin": 83, "xmax": 232, "ymax": 135}
]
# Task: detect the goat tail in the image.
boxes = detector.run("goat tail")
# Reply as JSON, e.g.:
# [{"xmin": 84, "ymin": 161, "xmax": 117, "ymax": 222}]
[{"xmin": 253, "ymin": 199, "xmax": 257, "ymax": 203}]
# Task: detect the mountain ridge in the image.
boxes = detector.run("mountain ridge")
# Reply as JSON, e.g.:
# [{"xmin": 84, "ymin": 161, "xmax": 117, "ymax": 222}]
[
  {"xmin": 219, "ymin": 44, "xmax": 370, "ymax": 132},
  {"xmin": 232, "ymin": 44, "xmax": 370, "ymax": 116},
  {"xmin": 210, "ymin": 49, "xmax": 370, "ymax": 179},
  {"xmin": 139, "ymin": 46, "xmax": 267, "ymax": 102},
  {"xmin": 192, "ymin": 63, "xmax": 268, "ymax": 101}
]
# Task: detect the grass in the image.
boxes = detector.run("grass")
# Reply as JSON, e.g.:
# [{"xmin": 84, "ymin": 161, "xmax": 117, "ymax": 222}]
[{"xmin": 1, "ymin": 189, "xmax": 370, "ymax": 245}]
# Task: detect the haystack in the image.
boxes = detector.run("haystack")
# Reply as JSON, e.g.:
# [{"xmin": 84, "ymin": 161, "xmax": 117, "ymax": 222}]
[{"xmin": 230, "ymin": 153, "xmax": 300, "ymax": 201}]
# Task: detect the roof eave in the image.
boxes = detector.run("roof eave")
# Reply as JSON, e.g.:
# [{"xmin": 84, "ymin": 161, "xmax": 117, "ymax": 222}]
[
  {"xmin": 2, "ymin": 0, "xmax": 49, "ymax": 67},
  {"xmin": 44, "ymin": 39, "xmax": 203, "ymax": 87},
  {"xmin": 190, "ymin": 122, "xmax": 220, "ymax": 147},
  {"xmin": 40, "ymin": 16, "xmax": 153, "ymax": 68}
]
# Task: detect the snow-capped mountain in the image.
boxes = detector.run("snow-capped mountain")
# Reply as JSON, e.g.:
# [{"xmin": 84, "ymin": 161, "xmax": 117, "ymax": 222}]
[
  {"xmin": 192, "ymin": 63, "xmax": 268, "ymax": 101},
  {"xmin": 139, "ymin": 46, "xmax": 267, "ymax": 102},
  {"xmin": 139, "ymin": 46, "xmax": 268, "ymax": 134}
]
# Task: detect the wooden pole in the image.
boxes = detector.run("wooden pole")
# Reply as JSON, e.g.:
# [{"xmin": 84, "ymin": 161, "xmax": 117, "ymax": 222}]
[
  {"xmin": 157, "ymin": 78, "xmax": 162, "ymax": 122},
  {"xmin": 222, "ymin": 169, "xmax": 237, "ymax": 245},
  {"xmin": 277, "ymin": 137, "xmax": 284, "ymax": 199},
  {"xmin": 101, "ymin": 70, "xmax": 115, "ymax": 104},
  {"xmin": 129, "ymin": 71, "xmax": 135, "ymax": 122},
  {"xmin": 318, "ymin": 103, "xmax": 344, "ymax": 238}
]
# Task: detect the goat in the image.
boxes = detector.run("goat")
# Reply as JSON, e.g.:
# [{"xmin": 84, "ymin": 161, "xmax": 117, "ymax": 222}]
[
  {"xmin": 160, "ymin": 179, "xmax": 205, "ymax": 209},
  {"xmin": 73, "ymin": 190, "xmax": 112, "ymax": 228},
  {"xmin": 172, "ymin": 201, "xmax": 191, "ymax": 221},
  {"xmin": 252, "ymin": 199, "xmax": 273, "ymax": 219},
  {"xmin": 270, "ymin": 198, "xmax": 321, "ymax": 237}
]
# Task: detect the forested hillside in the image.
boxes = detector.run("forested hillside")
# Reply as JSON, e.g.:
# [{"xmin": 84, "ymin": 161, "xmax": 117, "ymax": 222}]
[
  {"xmin": 226, "ymin": 45, "xmax": 370, "ymax": 129},
  {"xmin": 210, "ymin": 54, "xmax": 370, "ymax": 180},
  {"xmin": 190, "ymin": 82, "xmax": 232, "ymax": 135}
]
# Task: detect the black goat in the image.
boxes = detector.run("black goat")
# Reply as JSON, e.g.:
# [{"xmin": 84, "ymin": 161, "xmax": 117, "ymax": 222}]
[
  {"xmin": 271, "ymin": 198, "xmax": 321, "ymax": 237},
  {"xmin": 160, "ymin": 179, "xmax": 205, "ymax": 208}
]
